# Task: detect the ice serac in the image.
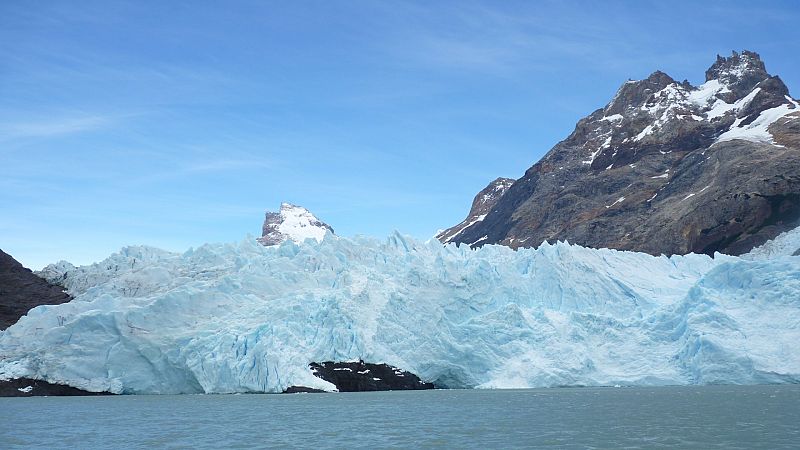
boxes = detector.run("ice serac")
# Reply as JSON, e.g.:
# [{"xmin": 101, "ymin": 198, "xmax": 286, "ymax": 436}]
[
  {"xmin": 744, "ymin": 224, "xmax": 800, "ymax": 259},
  {"xmin": 442, "ymin": 51, "xmax": 800, "ymax": 255},
  {"xmin": 436, "ymin": 177, "xmax": 514, "ymax": 244},
  {"xmin": 257, "ymin": 203, "xmax": 334, "ymax": 246},
  {"xmin": 2, "ymin": 235, "xmax": 798, "ymax": 394}
]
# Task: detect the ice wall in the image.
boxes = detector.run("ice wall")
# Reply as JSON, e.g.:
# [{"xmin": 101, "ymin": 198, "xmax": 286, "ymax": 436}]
[{"xmin": 2, "ymin": 234, "xmax": 798, "ymax": 394}]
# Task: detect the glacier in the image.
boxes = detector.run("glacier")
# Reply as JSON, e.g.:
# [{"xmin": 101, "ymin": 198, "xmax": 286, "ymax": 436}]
[
  {"xmin": 2, "ymin": 233, "xmax": 799, "ymax": 394},
  {"xmin": 744, "ymin": 225, "xmax": 800, "ymax": 259}
]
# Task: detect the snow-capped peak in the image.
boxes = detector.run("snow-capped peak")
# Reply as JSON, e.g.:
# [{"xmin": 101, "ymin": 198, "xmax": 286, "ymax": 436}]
[
  {"xmin": 705, "ymin": 50, "xmax": 767, "ymax": 87},
  {"xmin": 257, "ymin": 203, "xmax": 334, "ymax": 246},
  {"xmin": 582, "ymin": 50, "xmax": 796, "ymax": 152},
  {"xmin": 602, "ymin": 52, "xmax": 773, "ymax": 122}
]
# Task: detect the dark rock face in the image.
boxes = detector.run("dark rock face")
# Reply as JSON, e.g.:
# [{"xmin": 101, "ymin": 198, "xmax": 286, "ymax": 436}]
[
  {"xmin": 706, "ymin": 50, "xmax": 771, "ymax": 101},
  {"xmin": 0, "ymin": 378, "xmax": 110, "ymax": 397},
  {"xmin": 437, "ymin": 177, "xmax": 515, "ymax": 244},
  {"xmin": 442, "ymin": 51, "xmax": 800, "ymax": 256},
  {"xmin": 0, "ymin": 249, "xmax": 72, "ymax": 330},
  {"xmin": 307, "ymin": 361, "xmax": 434, "ymax": 392},
  {"xmin": 605, "ymin": 70, "xmax": 676, "ymax": 116},
  {"xmin": 282, "ymin": 385, "xmax": 327, "ymax": 394}
]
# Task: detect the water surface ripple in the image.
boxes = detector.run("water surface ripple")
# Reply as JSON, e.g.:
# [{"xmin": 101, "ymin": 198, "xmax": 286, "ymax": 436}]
[{"xmin": 2, "ymin": 385, "xmax": 798, "ymax": 448}]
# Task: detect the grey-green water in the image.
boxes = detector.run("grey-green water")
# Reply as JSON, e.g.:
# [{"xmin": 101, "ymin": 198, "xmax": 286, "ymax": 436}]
[{"xmin": 2, "ymin": 385, "xmax": 799, "ymax": 449}]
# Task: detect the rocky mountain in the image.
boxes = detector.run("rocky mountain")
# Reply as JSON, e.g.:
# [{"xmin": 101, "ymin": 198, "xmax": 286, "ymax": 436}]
[
  {"xmin": 441, "ymin": 51, "xmax": 800, "ymax": 256},
  {"xmin": 0, "ymin": 249, "xmax": 72, "ymax": 330},
  {"xmin": 257, "ymin": 203, "xmax": 334, "ymax": 246},
  {"xmin": 436, "ymin": 177, "xmax": 514, "ymax": 243}
]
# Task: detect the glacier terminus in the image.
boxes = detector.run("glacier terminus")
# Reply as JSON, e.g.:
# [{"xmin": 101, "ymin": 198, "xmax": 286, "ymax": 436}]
[{"xmin": 1, "ymin": 230, "xmax": 799, "ymax": 394}]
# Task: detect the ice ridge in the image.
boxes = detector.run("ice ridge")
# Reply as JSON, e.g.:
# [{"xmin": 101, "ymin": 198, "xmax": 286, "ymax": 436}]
[{"xmin": 2, "ymin": 234, "xmax": 798, "ymax": 394}]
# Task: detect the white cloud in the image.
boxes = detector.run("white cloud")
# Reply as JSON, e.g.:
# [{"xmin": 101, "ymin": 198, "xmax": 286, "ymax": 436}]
[
  {"xmin": 183, "ymin": 158, "xmax": 272, "ymax": 173},
  {"xmin": 0, "ymin": 115, "xmax": 111, "ymax": 141}
]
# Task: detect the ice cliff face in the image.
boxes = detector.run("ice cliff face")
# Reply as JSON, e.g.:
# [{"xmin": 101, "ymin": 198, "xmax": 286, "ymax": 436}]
[
  {"xmin": 3, "ymin": 235, "xmax": 799, "ymax": 394},
  {"xmin": 443, "ymin": 51, "xmax": 800, "ymax": 255},
  {"xmin": 257, "ymin": 203, "xmax": 334, "ymax": 246}
]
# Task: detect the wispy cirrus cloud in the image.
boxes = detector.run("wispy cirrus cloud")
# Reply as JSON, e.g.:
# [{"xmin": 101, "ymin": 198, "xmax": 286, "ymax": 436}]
[
  {"xmin": 0, "ymin": 115, "xmax": 111, "ymax": 141},
  {"xmin": 375, "ymin": 1, "xmax": 769, "ymax": 80},
  {"xmin": 377, "ymin": 2, "xmax": 636, "ymax": 75},
  {"xmin": 182, "ymin": 157, "xmax": 273, "ymax": 174}
]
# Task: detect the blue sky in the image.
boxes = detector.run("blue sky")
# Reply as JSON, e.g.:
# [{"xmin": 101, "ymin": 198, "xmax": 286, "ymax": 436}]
[{"xmin": 2, "ymin": 0, "xmax": 800, "ymax": 269}]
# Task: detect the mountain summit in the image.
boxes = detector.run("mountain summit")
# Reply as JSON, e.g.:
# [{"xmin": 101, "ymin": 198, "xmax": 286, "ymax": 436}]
[
  {"xmin": 440, "ymin": 50, "xmax": 800, "ymax": 255},
  {"xmin": 257, "ymin": 203, "xmax": 334, "ymax": 246}
]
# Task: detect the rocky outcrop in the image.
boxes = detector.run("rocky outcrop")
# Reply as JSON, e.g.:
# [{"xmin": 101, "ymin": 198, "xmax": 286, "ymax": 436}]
[
  {"xmin": 301, "ymin": 361, "xmax": 435, "ymax": 392},
  {"xmin": 282, "ymin": 385, "xmax": 327, "ymax": 394},
  {"xmin": 442, "ymin": 51, "xmax": 800, "ymax": 256},
  {"xmin": 437, "ymin": 177, "xmax": 515, "ymax": 244},
  {"xmin": 0, "ymin": 249, "xmax": 72, "ymax": 330},
  {"xmin": 257, "ymin": 203, "xmax": 334, "ymax": 246}
]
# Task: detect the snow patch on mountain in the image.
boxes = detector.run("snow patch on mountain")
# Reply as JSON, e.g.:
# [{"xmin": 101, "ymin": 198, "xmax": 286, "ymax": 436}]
[
  {"xmin": 687, "ymin": 79, "xmax": 730, "ymax": 107},
  {"xmin": 600, "ymin": 114, "xmax": 623, "ymax": 122},
  {"xmin": 257, "ymin": 203, "xmax": 334, "ymax": 246},
  {"xmin": 716, "ymin": 97, "xmax": 800, "ymax": 144}
]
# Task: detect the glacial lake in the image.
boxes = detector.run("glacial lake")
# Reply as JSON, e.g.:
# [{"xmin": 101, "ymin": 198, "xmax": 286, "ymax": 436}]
[{"xmin": 2, "ymin": 385, "xmax": 799, "ymax": 449}]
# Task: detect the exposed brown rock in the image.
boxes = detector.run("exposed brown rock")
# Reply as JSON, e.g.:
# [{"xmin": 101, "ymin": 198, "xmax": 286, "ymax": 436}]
[
  {"xmin": 441, "ymin": 51, "xmax": 800, "ymax": 256},
  {"xmin": 0, "ymin": 249, "xmax": 72, "ymax": 330},
  {"xmin": 437, "ymin": 177, "xmax": 515, "ymax": 244}
]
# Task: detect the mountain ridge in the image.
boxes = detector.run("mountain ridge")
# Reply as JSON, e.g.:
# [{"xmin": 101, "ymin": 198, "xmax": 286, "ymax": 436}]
[
  {"xmin": 436, "ymin": 177, "xmax": 515, "ymax": 244},
  {"xmin": 440, "ymin": 50, "xmax": 800, "ymax": 255}
]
